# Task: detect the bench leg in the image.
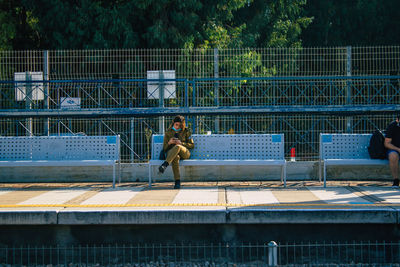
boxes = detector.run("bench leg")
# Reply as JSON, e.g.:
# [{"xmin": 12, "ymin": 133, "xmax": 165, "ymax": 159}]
[
  {"xmin": 148, "ymin": 164, "xmax": 152, "ymax": 187},
  {"xmin": 282, "ymin": 162, "xmax": 287, "ymax": 188},
  {"xmin": 319, "ymin": 160, "xmax": 322, "ymax": 183},
  {"xmin": 323, "ymin": 162, "xmax": 327, "ymax": 188},
  {"xmin": 118, "ymin": 160, "xmax": 121, "ymax": 184},
  {"xmin": 112, "ymin": 164, "xmax": 116, "ymax": 188}
]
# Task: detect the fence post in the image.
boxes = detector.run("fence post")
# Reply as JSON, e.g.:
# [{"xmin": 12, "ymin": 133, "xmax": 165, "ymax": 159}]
[
  {"xmin": 159, "ymin": 70, "xmax": 165, "ymax": 135},
  {"xmin": 214, "ymin": 48, "xmax": 220, "ymax": 133},
  {"xmin": 43, "ymin": 50, "xmax": 49, "ymax": 136},
  {"xmin": 25, "ymin": 72, "xmax": 32, "ymax": 136},
  {"xmin": 268, "ymin": 241, "xmax": 278, "ymax": 267},
  {"xmin": 346, "ymin": 46, "xmax": 352, "ymax": 133}
]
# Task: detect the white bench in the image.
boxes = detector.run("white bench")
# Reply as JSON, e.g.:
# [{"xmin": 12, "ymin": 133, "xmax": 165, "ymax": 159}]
[
  {"xmin": 149, "ymin": 134, "xmax": 287, "ymax": 186},
  {"xmin": 319, "ymin": 133, "xmax": 388, "ymax": 187},
  {"xmin": 0, "ymin": 135, "xmax": 121, "ymax": 187}
]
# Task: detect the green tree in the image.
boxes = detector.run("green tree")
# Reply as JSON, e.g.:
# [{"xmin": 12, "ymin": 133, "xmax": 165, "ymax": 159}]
[
  {"xmin": 301, "ymin": 0, "xmax": 400, "ymax": 46},
  {"xmin": 0, "ymin": 0, "xmax": 39, "ymax": 50},
  {"xmin": 235, "ymin": 0, "xmax": 312, "ymax": 48}
]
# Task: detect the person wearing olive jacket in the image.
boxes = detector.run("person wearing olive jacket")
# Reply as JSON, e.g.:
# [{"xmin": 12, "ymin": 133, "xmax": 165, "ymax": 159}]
[{"xmin": 158, "ymin": 115, "xmax": 194, "ymax": 189}]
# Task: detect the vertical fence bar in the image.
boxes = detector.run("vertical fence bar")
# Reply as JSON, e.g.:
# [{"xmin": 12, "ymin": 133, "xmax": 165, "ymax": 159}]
[
  {"xmin": 346, "ymin": 46, "xmax": 353, "ymax": 133},
  {"xmin": 43, "ymin": 50, "xmax": 49, "ymax": 136}
]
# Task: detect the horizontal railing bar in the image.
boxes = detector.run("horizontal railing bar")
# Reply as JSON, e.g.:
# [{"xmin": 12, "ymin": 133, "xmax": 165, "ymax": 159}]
[
  {"xmin": 0, "ymin": 105, "xmax": 399, "ymax": 118},
  {"xmin": 0, "ymin": 75, "xmax": 399, "ymax": 84}
]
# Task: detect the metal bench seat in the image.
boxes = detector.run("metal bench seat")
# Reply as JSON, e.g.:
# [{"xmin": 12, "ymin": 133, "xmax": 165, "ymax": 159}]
[
  {"xmin": 319, "ymin": 133, "xmax": 387, "ymax": 187},
  {"xmin": 0, "ymin": 160, "xmax": 117, "ymax": 167},
  {"xmin": 0, "ymin": 135, "xmax": 120, "ymax": 187},
  {"xmin": 149, "ymin": 134, "xmax": 287, "ymax": 186}
]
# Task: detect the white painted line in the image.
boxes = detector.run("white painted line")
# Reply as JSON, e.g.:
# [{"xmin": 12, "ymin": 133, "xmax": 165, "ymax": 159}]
[
  {"xmin": 81, "ymin": 187, "xmax": 144, "ymax": 205},
  {"xmin": 227, "ymin": 188, "xmax": 279, "ymax": 205},
  {"xmin": 172, "ymin": 187, "xmax": 219, "ymax": 204},
  {"xmin": 18, "ymin": 189, "xmax": 89, "ymax": 205},
  {"xmin": 308, "ymin": 187, "xmax": 371, "ymax": 204},
  {"xmin": 357, "ymin": 187, "xmax": 400, "ymax": 204}
]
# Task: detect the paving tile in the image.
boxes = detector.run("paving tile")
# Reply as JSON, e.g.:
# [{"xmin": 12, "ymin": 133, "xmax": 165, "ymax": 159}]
[
  {"xmin": 126, "ymin": 186, "xmax": 179, "ymax": 204},
  {"xmin": 356, "ymin": 187, "xmax": 400, "ymax": 204},
  {"xmin": 0, "ymin": 190, "xmax": 48, "ymax": 205},
  {"xmin": 307, "ymin": 187, "xmax": 371, "ymax": 204},
  {"xmin": 18, "ymin": 189, "xmax": 89, "ymax": 205},
  {"xmin": 80, "ymin": 187, "xmax": 145, "ymax": 205},
  {"xmin": 172, "ymin": 187, "xmax": 219, "ymax": 204},
  {"xmin": 227, "ymin": 188, "xmax": 279, "ymax": 205},
  {"xmin": 271, "ymin": 188, "xmax": 324, "ymax": 204}
]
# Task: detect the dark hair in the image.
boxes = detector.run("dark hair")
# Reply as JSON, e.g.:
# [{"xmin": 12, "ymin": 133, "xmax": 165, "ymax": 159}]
[
  {"xmin": 173, "ymin": 115, "xmax": 183, "ymax": 123},
  {"xmin": 397, "ymin": 114, "xmax": 400, "ymax": 120},
  {"xmin": 172, "ymin": 115, "xmax": 186, "ymax": 129}
]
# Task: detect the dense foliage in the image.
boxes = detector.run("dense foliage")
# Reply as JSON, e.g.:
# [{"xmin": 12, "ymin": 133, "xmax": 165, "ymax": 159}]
[{"xmin": 0, "ymin": 0, "xmax": 399, "ymax": 50}]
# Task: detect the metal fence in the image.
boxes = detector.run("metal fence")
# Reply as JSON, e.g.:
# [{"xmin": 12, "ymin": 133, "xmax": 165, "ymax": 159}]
[
  {"xmin": 0, "ymin": 47, "xmax": 399, "ymax": 162},
  {"xmin": 0, "ymin": 241, "xmax": 399, "ymax": 266},
  {"xmin": 1, "ymin": 47, "xmax": 399, "ymax": 80}
]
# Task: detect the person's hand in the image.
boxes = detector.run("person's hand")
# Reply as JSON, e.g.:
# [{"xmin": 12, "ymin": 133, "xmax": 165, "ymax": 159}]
[
  {"xmin": 168, "ymin": 138, "xmax": 176, "ymax": 145},
  {"xmin": 175, "ymin": 139, "xmax": 182, "ymax": 145}
]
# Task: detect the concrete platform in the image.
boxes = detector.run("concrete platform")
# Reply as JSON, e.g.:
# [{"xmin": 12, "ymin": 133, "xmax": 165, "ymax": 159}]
[{"xmin": 0, "ymin": 181, "xmax": 399, "ymax": 225}]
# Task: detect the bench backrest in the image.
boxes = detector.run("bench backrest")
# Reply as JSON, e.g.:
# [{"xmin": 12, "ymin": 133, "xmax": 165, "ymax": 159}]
[
  {"xmin": 319, "ymin": 133, "xmax": 373, "ymax": 160},
  {"xmin": 151, "ymin": 134, "xmax": 285, "ymax": 160},
  {"xmin": 0, "ymin": 135, "xmax": 120, "ymax": 161}
]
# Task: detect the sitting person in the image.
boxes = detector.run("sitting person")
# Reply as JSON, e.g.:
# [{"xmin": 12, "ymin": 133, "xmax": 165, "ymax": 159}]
[
  {"xmin": 384, "ymin": 114, "xmax": 400, "ymax": 187},
  {"xmin": 158, "ymin": 115, "xmax": 194, "ymax": 189}
]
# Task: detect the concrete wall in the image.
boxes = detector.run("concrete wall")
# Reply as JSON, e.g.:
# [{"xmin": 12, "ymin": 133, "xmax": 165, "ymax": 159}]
[{"xmin": 0, "ymin": 161, "xmax": 393, "ymax": 183}]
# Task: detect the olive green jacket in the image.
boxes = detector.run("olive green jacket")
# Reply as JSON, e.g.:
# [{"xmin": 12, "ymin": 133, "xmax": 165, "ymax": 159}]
[{"xmin": 163, "ymin": 127, "xmax": 194, "ymax": 152}]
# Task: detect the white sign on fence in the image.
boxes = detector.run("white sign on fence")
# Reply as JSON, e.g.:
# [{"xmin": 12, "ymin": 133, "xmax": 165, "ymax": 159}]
[
  {"xmin": 60, "ymin": 97, "xmax": 81, "ymax": 109},
  {"xmin": 14, "ymin": 72, "xmax": 44, "ymax": 101},
  {"xmin": 147, "ymin": 70, "xmax": 176, "ymax": 99}
]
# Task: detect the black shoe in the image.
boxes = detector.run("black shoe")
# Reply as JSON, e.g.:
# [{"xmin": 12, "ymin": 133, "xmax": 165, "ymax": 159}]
[
  {"xmin": 393, "ymin": 179, "xmax": 399, "ymax": 187},
  {"xmin": 174, "ymin": 180, "xmax": 181, "ymax": 189},
  {"xmin": 158, "ymin": 161, "xmax": 169, "ymax": 174}
]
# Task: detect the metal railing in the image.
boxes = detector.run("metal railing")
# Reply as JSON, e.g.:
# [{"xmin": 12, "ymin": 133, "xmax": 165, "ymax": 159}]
[
  {"xmin": 0, "ymin": 76, "xmax": 398, "ymax": 162},
  {"xmin": 0, "ymin": 76, "xmax": 399, "ymax": 111},
  {"xmin": 0, "ymin": 241, "xmax": 398, "ymax": 266}
]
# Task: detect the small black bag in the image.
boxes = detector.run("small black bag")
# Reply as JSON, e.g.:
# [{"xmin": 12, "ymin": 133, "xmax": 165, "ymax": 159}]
[
  {"xmin": 159, "ymin": 149, "xmax": 166, "ymax": 160},
  {"xmin": 368, "ymin": 130, "xmax": 387, "ymax": 159}
]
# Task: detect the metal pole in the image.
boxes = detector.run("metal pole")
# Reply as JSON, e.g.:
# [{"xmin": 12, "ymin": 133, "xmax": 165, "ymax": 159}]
[
  {"xmin": 214, "ymin": 48, "xmax": 219, "ymax": 133},
  {"xmin": 346, "ymin": 46, "xmax": 352, "ymax": 133},
  {"xmin": 159, "ymin": 71, "xmax": 165, "ymax": 134},
  {"xmin": 25, "ymin": 72, "xmax": 32, "ymax": 136},
  {"xmin": 268, "ymin": 241, "xmax": 278, "ymax": 267},
  {"xmin": 130, "ymin": 118, "xmax": 134, "ymax": 163},
  {"xmin": 43, "ymin": 50, "xmax": 50, "ymax": 136}
]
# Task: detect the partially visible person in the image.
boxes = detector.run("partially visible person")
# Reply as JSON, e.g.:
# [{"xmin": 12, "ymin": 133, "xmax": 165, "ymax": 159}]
[
  {"xmin": 384, "ymin": 114, "xmax": 400, "ymax": 186},
  {"xmin": 158, "ymin": 115, "xmax": 194, "ymax": 189}
]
